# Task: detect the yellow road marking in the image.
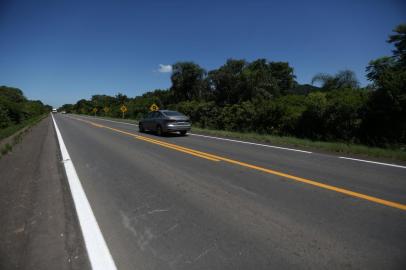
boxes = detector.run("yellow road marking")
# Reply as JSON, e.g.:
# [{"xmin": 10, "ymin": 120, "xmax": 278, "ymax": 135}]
[
  {"xmin": 90, "ymin": 122, "xmax": 105, "ymax": 128},
  {"xmin": 72, "ymin": 116, "xmax": 406, "ymax": 211},
  {"xmin": 136, "ymin": 136, "xmax": 220, "ymax": 161},
  {"xmin": 75, "ymin": 117, "xmax": 219, "ymax": 162}
]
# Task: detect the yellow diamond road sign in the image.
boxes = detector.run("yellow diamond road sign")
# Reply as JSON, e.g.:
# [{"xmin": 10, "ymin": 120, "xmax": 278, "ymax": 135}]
[
  {"xmin": 103, "ymin": 107, "xmax": 110, "ymax": 113},
  {"xmin": 120, "ymin": 105, "xmax": 127, "ymax": 113},
  {"xmin": 92, "ymin": 108, "xmax": 98, "ymax": 113},
  {"xmin": 150, "ymin": 103, "xmax": 159, "ymax": 111}
]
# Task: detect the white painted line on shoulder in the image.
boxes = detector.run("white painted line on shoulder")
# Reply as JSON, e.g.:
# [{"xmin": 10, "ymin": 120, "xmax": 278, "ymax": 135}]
[
  {"xmin": 189, "ymin": 133, "xmax": 312, "ymax": 154},
  {"xmin": 51, "ymin": 114, "xmax": 117, "ymax": 270},
  {"xmin": 338, "ymin": 156, "xmax": 406, "ymax": 169}
]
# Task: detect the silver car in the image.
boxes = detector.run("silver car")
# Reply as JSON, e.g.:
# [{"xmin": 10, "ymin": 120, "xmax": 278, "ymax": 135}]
[{"xmin": 138, "ymin": 110, "xmax": 191, "ymax": 136}]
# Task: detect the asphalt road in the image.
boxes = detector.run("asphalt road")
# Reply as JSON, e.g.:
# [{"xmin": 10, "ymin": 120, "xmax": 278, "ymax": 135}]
[
  {"xmin": 0, "ymin": 117, "xmax": 89, "ymax": 270},
  {"xmin": 53, "ymin": 114, "xmax": 406, "ymax": 270}
]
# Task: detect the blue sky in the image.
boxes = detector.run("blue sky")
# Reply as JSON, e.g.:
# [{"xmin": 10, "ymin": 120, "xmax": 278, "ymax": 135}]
[{"xmin": 0, "ymin": 0, "xmax": 405, "ymax": 107}]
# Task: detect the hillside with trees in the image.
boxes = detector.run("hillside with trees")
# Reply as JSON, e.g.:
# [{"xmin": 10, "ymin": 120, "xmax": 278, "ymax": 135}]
[{"xmin": 60, "ymin": 24, "xmax": 406, "ymax": 148}]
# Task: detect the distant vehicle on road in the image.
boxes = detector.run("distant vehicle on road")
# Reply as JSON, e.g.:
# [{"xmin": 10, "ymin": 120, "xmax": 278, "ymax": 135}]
[
  {"xmin": 52, "ymin": 108, "xmax": 57, "ymax": 113},
  {"xmin": 61, "ymin": 111, "xmax": 66, "ymax": 114},
  {"xmin": 139, "ymin": 110, "xmax": 191, "ymax": 136}
]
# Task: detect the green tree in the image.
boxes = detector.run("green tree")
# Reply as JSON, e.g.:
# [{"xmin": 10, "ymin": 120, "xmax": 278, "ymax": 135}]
[
  {"xmin": 366, "ymin": 56, "xmax": 397, "ymax": 87},
  {"xmin": 0, "ymin": 105, "xmax": 11, "ymax": 128},
  {"xmin": 269, "ymin": 62, "xmax": 297, "ymax": 94},
  {"xmin": 297, "ymin": 92, "xmax": 328, "ymax": 139},
  {"xmin": 208, "ymin": 59, "xmax": 247, "ymax": 105},
  {"xmin": 324, "ymin": 89, "xmax": 368, "ymax": 141},
  {"xmin": 0, "ymin": 86, "xmax": 27, "ymax": 124},
  {"xmin": 242, "ymin": 59, "xmax": 279, "ymax": 100},
  {"xmin": 170, "ymin": 62, "xmax": 207, "ymax": 102},
  {"xmin": 0, "ymin": 86, "xmax": 27, "ymax": 103},
  {"xmin": 388, "ymin": 24, "xmax": 406, "ymax": 67},
  {"xmin": 74, "ymin": 99, "xmax": 93, "ymax": 114},
  {"xmin": 362, "ymin": 24, "xmax": 406, "ymax": 145},
  {"xmin": 59, "ymin": 104, "xmax": 74, "ymax": 113},
  {"xmin": 0, "ymin": 86, "xmax": 50, "ymax": 129},
  {"xmin": 311, "ymin": 70, "xmax": 359, "ymax": 90}
]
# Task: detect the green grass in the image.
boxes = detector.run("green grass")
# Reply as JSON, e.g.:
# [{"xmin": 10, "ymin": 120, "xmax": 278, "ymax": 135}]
[
  {"xmin": 74, "ymin": 114, "xmax": 406, "ymax": 162},
  {"xmin": 191, "ymin": 127, "xmax": 406, "ymax": 162},
  {"xmin": 0, "ymin": 114, "xmax": 47, "ymax": 141},
  {"xmin": 0, "ymin": 114, "xmax": 48, "ymax": 158}
]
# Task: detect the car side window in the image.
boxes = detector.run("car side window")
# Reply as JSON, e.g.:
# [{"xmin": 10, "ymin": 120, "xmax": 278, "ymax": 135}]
[{"xmin": 155, "ymin": 112, "xmax": 163, "ymax": 119}]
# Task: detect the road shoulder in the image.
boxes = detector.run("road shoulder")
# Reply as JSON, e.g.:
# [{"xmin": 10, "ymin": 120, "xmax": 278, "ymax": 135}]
[{"xmin": 0, "ymin": 116, "xmax": 90, "ymax": 270}]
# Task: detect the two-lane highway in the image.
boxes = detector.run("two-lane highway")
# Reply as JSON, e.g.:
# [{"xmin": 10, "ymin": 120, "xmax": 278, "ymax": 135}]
[{"xmin": 53, "ymin": 114, "xmax": 406, "ymax": 270}]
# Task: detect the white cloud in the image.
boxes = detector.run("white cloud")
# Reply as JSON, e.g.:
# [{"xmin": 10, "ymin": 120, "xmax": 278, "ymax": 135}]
[{"xmin": 157, "ymin": 64, "xmax": 172, "ymax": 73}]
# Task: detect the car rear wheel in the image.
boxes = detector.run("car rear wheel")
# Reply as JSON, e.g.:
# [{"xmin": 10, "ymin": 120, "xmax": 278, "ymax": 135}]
[{"xmin": 179, "ymin": 130, "xmax": 187, "ymax": 136}]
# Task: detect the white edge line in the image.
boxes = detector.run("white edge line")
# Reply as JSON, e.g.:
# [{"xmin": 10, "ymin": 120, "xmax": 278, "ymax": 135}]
[
  {"xmin": 189, "ymin": 133, "xmax": 313, "ymax": 154},
  {"xmin": 51, "ymin": 114, "xmax": 117, "ymax": 270},
  {"xmin": 338, "ymin": 156, "xmax": 406, "ymax": 169},
  {"xmin": 69, "ymin": 115, "xmax": 312, "ymax": 154}
]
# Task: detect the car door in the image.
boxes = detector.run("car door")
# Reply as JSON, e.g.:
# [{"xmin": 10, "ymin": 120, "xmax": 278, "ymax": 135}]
[
  {"xmin": 143, "ymin": 112, "xmax": 154, "ymax": 130},
  {"xmin": 148, "ymin": 112, "xmax": 158, "ymax": 131},
  {"xmin": 150, "ymin": 111, "xmax": 160, "ymax": 131}
]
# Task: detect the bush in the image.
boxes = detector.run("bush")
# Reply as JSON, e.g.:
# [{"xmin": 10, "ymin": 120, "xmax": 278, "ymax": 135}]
[{"xmin": 0, "ymin": 105, "xmax": 11, "ymax": 128}]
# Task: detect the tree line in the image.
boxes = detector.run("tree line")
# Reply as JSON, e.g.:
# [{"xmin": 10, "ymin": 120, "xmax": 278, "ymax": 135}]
[
  {"xmin": 60, "ymin": 24, "xmax": 406, "ymax": 147},
  {"xmin": 0, "ymin": 86, "xmax": 52, "ymax": 130}
]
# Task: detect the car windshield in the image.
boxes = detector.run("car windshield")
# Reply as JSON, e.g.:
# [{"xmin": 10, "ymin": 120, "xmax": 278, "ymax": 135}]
[{"xmin": 163, "ymin": 111, "xmax": 185, "ymax": 117}]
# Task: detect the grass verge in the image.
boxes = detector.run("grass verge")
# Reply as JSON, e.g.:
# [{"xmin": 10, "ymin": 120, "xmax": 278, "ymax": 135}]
[
  {"xmin": 0, "ymin": 114, "xmax": 48, "ymax": 158},
  {"xmin": 191, "ymin": 127, "xmax": 406, "ymax": 162}
]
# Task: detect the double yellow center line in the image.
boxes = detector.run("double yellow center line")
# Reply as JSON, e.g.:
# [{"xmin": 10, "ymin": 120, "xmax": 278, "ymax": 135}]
[
  {"xmin": 137, "ymin": 135, "xmax": 220, "ymax": 161},
  {"xmin": 75, "ymin": 117, "xmax": 406, "ymax": 211}
]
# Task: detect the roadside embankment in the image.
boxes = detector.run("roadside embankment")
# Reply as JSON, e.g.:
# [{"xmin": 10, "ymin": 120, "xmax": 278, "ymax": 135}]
[{"xmin": 0, "ymin": 114, "xmax": 48, "ymax": 158}]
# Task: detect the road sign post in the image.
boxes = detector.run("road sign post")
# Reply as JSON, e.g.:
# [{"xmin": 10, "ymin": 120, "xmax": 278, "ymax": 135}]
[
  {"xmin": 92, "ymin": 108, "xmax": 98, "ymax": 116},
  {"xmin": 120, "ymin": 105, "xmax": 127, "ymax": 118}
]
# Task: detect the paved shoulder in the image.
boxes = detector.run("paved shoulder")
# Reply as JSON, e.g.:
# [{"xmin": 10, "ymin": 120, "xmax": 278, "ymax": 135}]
[{"xmin": 0, "ymin": 116, "xmax": 90, "ymax": 270}]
